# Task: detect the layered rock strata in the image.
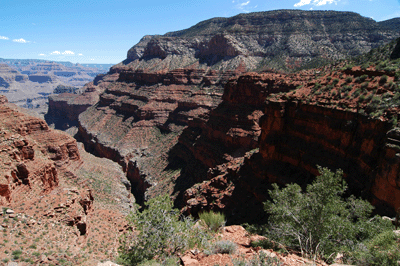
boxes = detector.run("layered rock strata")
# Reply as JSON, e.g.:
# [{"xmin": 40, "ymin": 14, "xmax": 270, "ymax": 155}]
[
  {"xmin": 77, "ymin": 67, "xmax": 239, "ymax": 204},
  {"xmin": 259, "ymin": 99, "xmax": 400, "ymax": 215},
  {"xmin": 128, "ymin": 10, "xmax": 399, "ymax": 71},
  {"xmin": 0, "ymin": 95, "xmax": 134, "ymax": 263},
  {"xmin": 48, "ymin": 10, "xmax": 400, "ymax": 220},
  {"xmin": 180, "ymin": 65, "xmax": 400, "ymax": 223},
  {"xmin": 49, "ymin": 10, "xmax": 399, "ymax": 130},
  {"xmin": 0, "ymin": 95, "xmax": 80, "ymax": 204}
]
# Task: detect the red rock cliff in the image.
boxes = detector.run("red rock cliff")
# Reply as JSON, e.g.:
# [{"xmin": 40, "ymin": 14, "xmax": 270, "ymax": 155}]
[
  {"xmin": 179, "ymin": 68, "xmax": 400, "ymax": 222},
  {"xmin": 0, "ymin": 95, "xmax": 81, "ymax": 205},
  {"xmin": 77, "ymin": 65, "xmax": 243, "ymax": 204},
  {"xmin": 259, "ymin": 98, "xmax": 400, "ymax": 214}
]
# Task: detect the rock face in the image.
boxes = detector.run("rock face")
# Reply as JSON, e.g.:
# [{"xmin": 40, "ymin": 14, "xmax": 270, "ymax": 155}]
[
  {"xmin": 171, "ymin": 73, "xmax": 306, "ymax": 222},
  {"xmin": 0, "ymin": 95, "xmax": 134, "ymax": 264},
  {"xmin": 128, "ymin": 10, "xmax": 399, "ymax": 71},
  {"xmin": 170, "ymin": 73, "xmax": 301, "ymax": 194},
  {"xmin": 49, "ymin": 10, "xmax": 399, "ymax": 130},
  {"xmin": 0, "ymin": 95, "xmax": 80, "ymax": 204},
  {"xmin": 70, "ymin": 10, "xmax": 400, "ymax": 206},
  {"xmin": 179, "ymin": 58, "xmax": 400, "ymax": 223},
  {"xmin": 77, "ymin": 68, "xmax": 230, "ymax": 204},
  {"xmin": 259, "ymin": 99, "xmax": 398, "ymax": 214}
]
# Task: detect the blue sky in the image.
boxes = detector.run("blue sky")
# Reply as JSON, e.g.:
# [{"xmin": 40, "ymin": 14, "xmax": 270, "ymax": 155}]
[{"xmin": 1, "ymin": 0, "xmax": 399, "ymax": 64}]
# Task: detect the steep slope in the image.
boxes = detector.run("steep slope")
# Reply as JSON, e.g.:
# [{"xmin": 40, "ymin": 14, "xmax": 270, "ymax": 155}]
[
  {"xmin": 178, "ymin": 38, "xmax": 400, "ymax": 224},
  {"xmin": 49, "ymin": 10, "xmax": 399, "ymax": 130},
  {"xmin": 127, "ymin": 10, "xmax": 399, "ymax": 71},
  {"xmin": 0, "ymin": 95, "xmax": 133, "ymax": 264},
  {"xmin": 379, "ymin": 17, "xmax": 400, "ymax": 31},
  {"xmin": 78, "ymin": 69, "xmax": 230, "ymax": 204},
  {"xmin": 70, "ymin": 11, "xmax": 400, "ymax": 207}
]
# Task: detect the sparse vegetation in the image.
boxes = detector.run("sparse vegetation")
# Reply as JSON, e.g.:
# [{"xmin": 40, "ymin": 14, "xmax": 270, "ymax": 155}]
[
  {"xmin": 345, "ymin": 76, "xmax": 353, "ymax": 83},
  {"xmin": 12, "ymin": 249, "xmax": 22, "ymax": 260},
  {"xmin": 380, "ymin": 75, "xmax": 388, "ymax": 84},
  {"xmin": 212, "ymin": 240, "xmax": 237, "ymax": 254},
  {"xmin": 232, "ymin": 252, "xmax": 283, "ymax": 266},
  {"xmin": 199, "ymin": 210, "xmax": 226, "ymax": 232}
]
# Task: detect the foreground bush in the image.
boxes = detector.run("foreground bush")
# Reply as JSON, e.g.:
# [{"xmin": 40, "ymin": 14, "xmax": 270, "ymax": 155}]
[
  {"xmin": 264, "ymin": 166, "xmax": 394, "ymax": 261},
  {"xmin": 199, "ymin": 210, "xmax": 226, "ymax": 232},
  {"xmin": 118, "ymin": 194, "xmax": 210, "ymax": 265},
  {"xmin": 344, "ymin": 230, "xmax": 400, "ymax": 266},
  {"xmin": 212, "ymin": 240, "xmax": 237, "ymax": 254}
]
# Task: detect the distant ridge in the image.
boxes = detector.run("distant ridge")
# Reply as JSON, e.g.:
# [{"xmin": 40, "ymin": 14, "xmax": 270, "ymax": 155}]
[
  {"xmin": 0, "ymin": 58, "xmax": 115, "ymax": 72},
  {"xmin": 127, "ymin": 10, "xmax": 400, "ymax": 72}
]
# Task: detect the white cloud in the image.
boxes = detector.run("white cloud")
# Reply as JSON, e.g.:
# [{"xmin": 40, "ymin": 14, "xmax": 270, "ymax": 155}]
[
  {"xmin": 315, "ymin": 0, "xmax": 337, "ymax": 5},
  {"xmin": 62, "ymin": 50, "xmax": 75, "ymax": 55},
  {"xmin": 51, "ymin": 51, "xmax": 61, "ymax": 55},
  {"xmin": 240, "ymin": 0, "xmax": 250, "ymax": 7},
  {"xmin": 235, "ymin": 0, "xmax": 253, "ymax": 11},
  {"xmin": 38, "ymin": 54, "xmax": 46, "ymax": 56},
  {"xmin": 78, "ymin": 53, "xmax": 83, "ymax": 56},
  {"xmin": 13, "ymin": 38, "xmax": 28, "ymax": 43},
  {"xmin": 0, "ymin": 36, "xmax": 9, "ymax": 40},
  {"xmin": 294, "ymin": 0, "xmax": 311, "ymax": 6},
  {"xmin": 294, "ymin": 0, "xmax": 338, "ymax": 7}
]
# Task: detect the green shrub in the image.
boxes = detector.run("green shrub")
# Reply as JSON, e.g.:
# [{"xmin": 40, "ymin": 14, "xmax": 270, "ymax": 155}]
[
  {"xmin": 12, "ymin": 249, "xmax": 22, "ymax": 260},
  {"xmin": 361, "ymin": 63, "xmax": 370, "ymax": 70},
  {"xmin": 371, "ymin": 96, "xmax": 381, "ymax": 105},
  {"xmin": 118, "ymin": 194, "xmax": 211, "ymax": 265},
  {"xmin": 342, "ymin": 84, "xmax": 352, "ymax": 92},
  {"xmin": 352, "ymin": 90, "xmax": 361, "ymax": 98},
  {"xmin": 32, "ymin": 252, "xmax": 40, "ymax": 257},
  {"xmin": 345, "ymin": 76, "xmax": 353, "ymax": 83},
  {"xmin": 264, "ymin": 166, "xmax": 390, "ymax": 260},
  {"xmin": 232, "ymin": 252, "xmax": 283, "ymax": 266},
  {"xmin": 251, "ymin": 238, "xmax": 287, "ymax": 254},
  {"xmin": 212, "ymin": 240, "xmax": 237, "ymax": 254},
  {"xmin": 332, "ymin": 78, "xmax": 339, "ymax": 85},
  {"xmin": 199, "ymin": 210, "xmax": 226, "ymax": 232},
  {"xmin": 344, "ymin": 231, "xmax": 400, "ymax": 265},
  {"xmin": 365, "ymin": 94, "xmax": 373, "ymax": 102},
  {"xmin": 395, "ymin": 71, "xmax": 400, "ymax": 81},
  {"xmin": 380, "ymin": 75, "xmax": 388, "ymax": 84},
  {"xmin": 313, "ymin": 82, "xmax": 321, "ymax": 91},
  {"xmin": 361, "ymin": 82, "xmax": 369, "ymax": 90},
  {"xmin": 360, "ymin": 74, "xmax": 368, "ymax": 82},
  {"xmin": 343, "ymin": 64, "xmax": 353, "ymax": 71}
]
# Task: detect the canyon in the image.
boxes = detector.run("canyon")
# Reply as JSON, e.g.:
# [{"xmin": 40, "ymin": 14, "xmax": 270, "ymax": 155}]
[
  {"xmin": 51, "ymin": 10, "xmax": 400, "ymax": 217},
  {"xmin": 0, "ymin": 59, "xmax": 109, "ymax": 117},
  {"xmin": 2, "ymin": 9, "xmax": 400, "ymax": 264}
]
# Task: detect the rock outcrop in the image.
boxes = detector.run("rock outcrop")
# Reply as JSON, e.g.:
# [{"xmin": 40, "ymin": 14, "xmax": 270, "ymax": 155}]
[
  {"xmin": 259, "ymin": 98, "xmax": 400, "ymax": 215},
  {"xmin": 0, "ymin": 95, "xmax": 134, "ymax": 264},
  {"xmin": 49, "ymin": 10, "xmax": 399, "ymax": 130},
  {"xmin": 69, "ymin": 10, "xmax": 400, "ymax": 207},
  {"xmin": 77, "ymin": 68, "xmax": 231, "ymax": 204},
  {"xmin": 0, "ymin": 95, "xmax": 80, "ymax": 204},
  {"xmin": 179, "ymin": 56, "xmax": 400, "ymax": 223},
  {"xmin": 128, "ymin": 10, "xmax": 399, "ymax": 71}
]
